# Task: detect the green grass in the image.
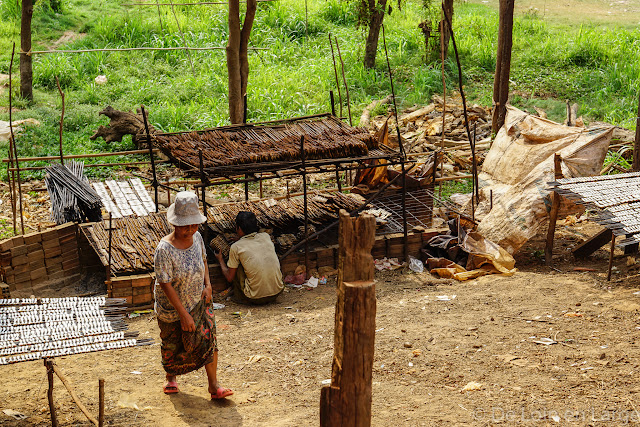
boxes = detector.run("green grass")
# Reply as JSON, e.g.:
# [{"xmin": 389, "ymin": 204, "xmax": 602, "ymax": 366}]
[{"xmin": 0, "ymin": 0, "xmax": 639, "ymax": 180}]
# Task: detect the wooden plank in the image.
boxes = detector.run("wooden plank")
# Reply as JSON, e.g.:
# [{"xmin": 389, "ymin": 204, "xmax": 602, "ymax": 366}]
[{"xmin": 572, "ymin": 228, "xmax": 613, "ymax": 258}]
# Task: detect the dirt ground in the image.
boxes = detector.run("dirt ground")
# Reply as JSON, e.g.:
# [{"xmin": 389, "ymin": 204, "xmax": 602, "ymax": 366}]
[{"xmin": 1, "ymin": 216, "xmax": 640, "ymax": 426}]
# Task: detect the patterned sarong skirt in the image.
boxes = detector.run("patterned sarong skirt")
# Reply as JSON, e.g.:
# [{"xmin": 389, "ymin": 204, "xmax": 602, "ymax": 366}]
[{"xmin": 157, "ymin": 299, "xmax": 217, "ymax": 376}]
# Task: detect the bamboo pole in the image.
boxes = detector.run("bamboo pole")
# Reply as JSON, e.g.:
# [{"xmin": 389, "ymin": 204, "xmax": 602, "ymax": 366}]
[
  {"xmin": 25, "ymin": 46, "xmax": 266, "ymax": 55},
  {"xmin": 381, "ymin": 23, "xmax": 408, "ymax": 261},
  {"xmin": 167, "ymin": 0, "xmax": 195, "ymax": 75},
  {"xmin": 51, "ymin": 363, "xmax": 99, "ymax": 426},
  {"xmin": 8, "ymin": 44, "xmax": 17, "ymax": 234},
  {"xmin": 45, "ymin": 359, "xmax": 58, "ymax": 427},
  {"xmin": 55, "ymin": 76, "xmax": 65, "ymax": 165},
  {"xmin": 328, "ymin": 34, "xmax": 343, "ymax": 118},
  {"xmin": 8, "ymin": 43, "xmax": 24, "ymax": 235},
  {"xmin": 334, "ymin": 37, "xmax": 352, "ymax": 126},
  {"xmin": 141, "ymin": 105, "xmax": 159, "ymax": 212},
  {"xmin": 2, "ymin": 148, "xmax": 159, "ymax": 163},
  {"xmin": 607, "ymin": 234, "xmax": 616, "ymax": 281},
  {"xmin": 98, "ymin": 379, "xmax": 105, "ymax": 427},
  {"xmin": 8, "ymin": 160, "xmax": 162, "ymax": 172}
]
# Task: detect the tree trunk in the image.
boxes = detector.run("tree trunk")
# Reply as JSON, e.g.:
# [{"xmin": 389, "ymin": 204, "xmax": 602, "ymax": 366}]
[
  {"xmin": 491, "ymin": 0, "xmax": 514, "ymax": 134},
  {"xmin": 227, "ymin": 0, "xmax": 256, "ymax": 124},
  {"xmin": 363, "ymin": 0, "xmax": 387, "ymax": 69},
  {"xmin": 439, "ymin": 0, "xmax": 454, "ymax": 59},
  {"xmin": 20, "ymin": 0, "xmax": 33, "ymax": 101},
  {"xmin": 227, "ymin": 0, "xmax": 243, "ymax": 124},
  {"xmin": 240, "ymin": 0, "xmax": 257, "ymax": 99}
]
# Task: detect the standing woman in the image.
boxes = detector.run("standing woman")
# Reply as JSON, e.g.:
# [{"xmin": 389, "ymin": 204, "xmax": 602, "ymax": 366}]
[{"xmin": 154, "ymin": 191, "xmax": 233, "ymax": 399}]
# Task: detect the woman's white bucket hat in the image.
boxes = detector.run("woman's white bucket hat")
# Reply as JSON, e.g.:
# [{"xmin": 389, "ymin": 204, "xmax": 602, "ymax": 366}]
[{"xmin": 166, "ymin": 191, "xmax": 207, "ymax": 226}]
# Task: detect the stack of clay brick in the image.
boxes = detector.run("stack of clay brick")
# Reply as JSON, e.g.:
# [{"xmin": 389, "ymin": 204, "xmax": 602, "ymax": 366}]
[
  {"xmin": 107, "ymin": 273, "xmax": 154, "ymax": 306},
  {"xmin": 0, "ymin": 223, "xmax": 80, "ymax": 297}
]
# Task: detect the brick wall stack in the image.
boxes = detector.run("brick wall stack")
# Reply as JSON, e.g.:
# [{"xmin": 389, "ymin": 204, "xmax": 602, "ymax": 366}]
[
  {"xmin": 0, "ymin": 223, "xmax": 81, "ymax": 297},
  {"xmin": 107, "ymin": 273, "xmax": 155, "ymax": 306}
]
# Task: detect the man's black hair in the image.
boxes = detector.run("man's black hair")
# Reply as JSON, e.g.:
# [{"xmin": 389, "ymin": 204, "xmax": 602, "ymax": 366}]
[{"xmin": 236, "ymin": 211, "xmax": 259, "ymax": 234}]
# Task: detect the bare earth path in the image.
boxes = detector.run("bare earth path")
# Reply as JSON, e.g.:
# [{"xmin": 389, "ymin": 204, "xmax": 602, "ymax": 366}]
[{"xmin": 2, "ymin": 244, "xmax": 640, "ymax": 426}]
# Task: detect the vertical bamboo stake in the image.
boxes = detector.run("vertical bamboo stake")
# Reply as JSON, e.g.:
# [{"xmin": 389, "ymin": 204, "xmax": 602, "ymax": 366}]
[
  {"xmin": 545, "ymin": 154, "xmax": 562, "ymax": 266},
  {"xmin": 55, "ymin": 76, "xmax": 65, "ymax": 165},
  {"xmin": 155, "ymin": 0, "xmax": 165, "ymax": 32},
  {"xmin": 45, "ymin": 359, "xmax": 59, "ymax": 427},
  {"xmin": 301, "ymin": 136, "xmax": 309, "ymax": 279},
  {"xmin": 167, "ymin": 0, "xmax": 195, "ymax": 76},
  {"xmin": 8, "ymin": 43, "xmax": 24, "ymax": 235},
  {"xmin": 98, "ymin": 378, "xmax": 105, "ymax": 427},
  {"xmin": 7, "ymin": 44, "xmax": 17, "ymax": 234},
  {"xmin": 632, "ymin": 92, "xmax": 640, "ymax": 172},
  {"xmin": 334, "ymin": 37, "xmax": 352, "ymax": 126},
  {"xmin": 141, "ymin": 105, "xmax": 159, "ymax": 212},
  {"xmin": 382, "ymin": 23, "xmax": 408, "ymax": 261},
  {"xmin": 607, "ymin": 234, "xmax": 616, "ymax": 281},
  {"xmin": 328, "ymin": 34, "xmax": 343, "ymax": 118}
]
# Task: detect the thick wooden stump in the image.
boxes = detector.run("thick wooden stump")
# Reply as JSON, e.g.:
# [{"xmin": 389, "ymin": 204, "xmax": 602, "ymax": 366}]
[{"xmin": 320, "ymin": 210, "xmax": 376, "ymax": 427}]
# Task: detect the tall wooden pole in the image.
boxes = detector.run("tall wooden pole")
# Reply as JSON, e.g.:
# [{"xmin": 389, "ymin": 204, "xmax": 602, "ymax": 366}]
[
  {"xmin": 632, "ymin": 92, "xmax": 640, "ymax": 171},
  {"xmin": 20, "ymin": 0, "xmax": 34, "ymax": 100},
  {"xmin": 45, "ymin": 359, "xmax": 59, "ymax": 427},
  {"xmin": 320, "ymin": 210, "xmax": 376, "ymax": 427},
  {"xmin": 545, "ymin": 154, "xmax": 562, "ymax": 266},
  {"xmin": 491, "ymin": 0, "xmax": 514, "ymax": 134}
]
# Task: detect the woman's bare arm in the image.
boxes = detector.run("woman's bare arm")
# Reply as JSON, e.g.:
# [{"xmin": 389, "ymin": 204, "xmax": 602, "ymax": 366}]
[{"xmin": 159, "ymin": 282, "xmax": 196, "ymax": 332}]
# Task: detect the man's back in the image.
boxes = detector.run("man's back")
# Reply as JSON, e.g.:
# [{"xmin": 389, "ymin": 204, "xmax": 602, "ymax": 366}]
[{"xmin": 228, "ymin": 232, "xmax": 284, "ymax": 299}]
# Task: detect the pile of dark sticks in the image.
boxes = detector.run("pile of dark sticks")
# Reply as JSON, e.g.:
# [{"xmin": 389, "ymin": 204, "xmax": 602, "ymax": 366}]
[{"xmin": 45, "ymin": 161, "xmax": 103, "ymax": 224}]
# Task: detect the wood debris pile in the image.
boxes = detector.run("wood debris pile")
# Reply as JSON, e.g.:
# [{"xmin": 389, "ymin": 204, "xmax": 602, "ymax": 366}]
[
  {"xmin": 153, "ymin": 115, "xmax": 377, "ymax": 170},
  {"xmin": 367, "ymin": 94, "xmax": 492, "ymax": 176}
]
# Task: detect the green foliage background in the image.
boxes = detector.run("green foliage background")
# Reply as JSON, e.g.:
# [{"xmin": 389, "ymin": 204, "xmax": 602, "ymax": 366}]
[{"xmin": 0, "ymin": 0, "xmax": 638, "ymax": 178}]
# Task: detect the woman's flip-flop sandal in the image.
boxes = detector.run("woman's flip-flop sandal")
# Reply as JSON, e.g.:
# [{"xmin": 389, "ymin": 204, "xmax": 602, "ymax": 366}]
[
  {"xmin": 211, "ymin": 387, "xmax": 233, "ymax": 399},
  {"xmin": 163, "ymin": 381, "xmax": 179, "ymax": 394}
]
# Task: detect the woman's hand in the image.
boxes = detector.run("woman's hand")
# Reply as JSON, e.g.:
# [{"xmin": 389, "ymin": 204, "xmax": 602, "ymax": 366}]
[
  {"xmin": 179, "ymin": 312, "xmax": 196, "ymax": 332},
  {"xmin": 202, "ymin": 283, "xmax": 212, "ymax": 304}
]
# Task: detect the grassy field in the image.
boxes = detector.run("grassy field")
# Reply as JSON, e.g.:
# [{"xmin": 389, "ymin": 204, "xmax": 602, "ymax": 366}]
[{"xmin": 0, "ymin": 0, "xmax": 638, "ymax": 178}]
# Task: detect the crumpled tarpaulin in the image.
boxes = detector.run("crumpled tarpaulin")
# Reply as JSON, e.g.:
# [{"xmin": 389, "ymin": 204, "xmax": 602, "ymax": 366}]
[
  {"xmin": 467, "ymin": 106, "xmax": 613, "ymax": 254},
  {"xmin": 423, "ymin": 219, "xmax": 516, "ymax": 281}
]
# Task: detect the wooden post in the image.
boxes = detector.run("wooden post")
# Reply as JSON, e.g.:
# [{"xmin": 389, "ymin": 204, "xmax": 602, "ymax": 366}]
[
  {"xmin": 633, "ymin": 92, "xmax": 640, "ymax": 172},
  {"xmin": 320, "ymin": 210, "xmax": 376, "ymax": 427},
  {"xmin": 98, "ymin": 379, "xmax": 105, "ymax": 427},
  {"xmin": 140, "ymin": 105, "xmax": 158, "ymax": 212},
  {"xmin": 545, "ymin": 154, "xmax": 562, "ymax": 266},
  {"xmin": 51, "ymin": 363, "xmax": 99, "ymax": 426},
  {"xmin": 45, "ymin": 359, "xmax": 59, "ymax": 427},
  {"xmin": 491, "ymin": 0, "xmax": 514, "ymax": 134},
  {"xmin": 20, "ymin": 0, "xmax": 33, "ymax": 100},
  {"xmin": 607, "ymin": 234, "xmax": 616, "ymax": 281}
]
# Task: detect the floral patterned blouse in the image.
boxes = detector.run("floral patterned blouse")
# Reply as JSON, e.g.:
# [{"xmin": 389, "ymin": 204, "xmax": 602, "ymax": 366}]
[{"xmin": 154, "ymin": 231, "xmax": 206, "ymax": 323}]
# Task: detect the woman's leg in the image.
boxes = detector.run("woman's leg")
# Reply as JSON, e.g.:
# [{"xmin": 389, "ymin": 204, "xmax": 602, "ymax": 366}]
[
  {"xmin": 205, "ymin": 351, "xmax": 233, "ymax": 398},
  {"xmin": 204, "ymin": 350, "xmax": 219, "ymax": 393}
]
